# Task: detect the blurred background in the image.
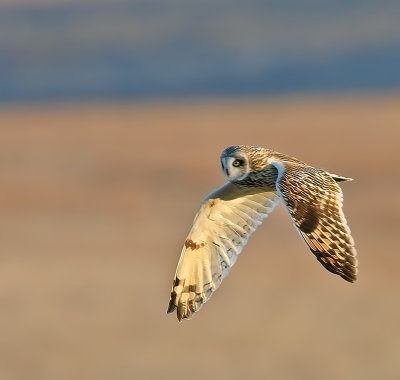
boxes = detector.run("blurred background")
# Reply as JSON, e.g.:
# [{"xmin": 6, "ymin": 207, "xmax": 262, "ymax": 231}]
[{"xmin": 0, "ymin": 1, "xmax": 399, "ymax": 379}]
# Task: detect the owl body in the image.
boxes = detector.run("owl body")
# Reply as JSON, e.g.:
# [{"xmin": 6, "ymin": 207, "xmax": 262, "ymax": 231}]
[{"xmin": 168, "ymin": 146, "xmax": 357, "ymax": 321}]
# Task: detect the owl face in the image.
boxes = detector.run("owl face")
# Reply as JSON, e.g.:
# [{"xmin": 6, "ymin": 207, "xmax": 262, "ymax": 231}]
[{"xmin": 220, "ymin": 147, "xmax": 250, "ymax": 181}]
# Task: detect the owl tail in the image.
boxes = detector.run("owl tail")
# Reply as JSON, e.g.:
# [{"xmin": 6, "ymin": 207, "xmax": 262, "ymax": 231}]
[{"xmin": 328, "ymin": 172, "xmax": 353, "ymax": 183}]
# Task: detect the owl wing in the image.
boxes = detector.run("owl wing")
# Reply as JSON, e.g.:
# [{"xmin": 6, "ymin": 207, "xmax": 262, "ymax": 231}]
[
  {"xmin": 167, "ymin": 182, "xmax": 280, "ymax": 321},
  {"xmin": 271, "ymin": 160, "xmax": 358, "ymax": 282}
]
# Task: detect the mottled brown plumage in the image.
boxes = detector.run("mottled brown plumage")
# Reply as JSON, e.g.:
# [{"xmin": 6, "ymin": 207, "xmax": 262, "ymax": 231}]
[
  {"xmin": 167, "ymin": 146, "xmax": 358, "ymax": 321},
  {"xmin": 275, "ymin": 162, "xmax": 357, "ymax": 282}
]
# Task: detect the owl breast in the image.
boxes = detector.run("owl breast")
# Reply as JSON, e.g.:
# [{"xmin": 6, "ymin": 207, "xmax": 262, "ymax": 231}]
[{"xmin": 237, "ymin": 164, "xmax": 278, "ymax": 189}]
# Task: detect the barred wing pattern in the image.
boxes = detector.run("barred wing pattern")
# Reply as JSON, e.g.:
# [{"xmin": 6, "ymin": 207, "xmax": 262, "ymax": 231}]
[
  {"xmin": 167, "ymin": 183, "xmax": 280, "ymax": 321},
  {"xmin": 272, "ymin": 161, "xmax": 358, "ymax": 282}
]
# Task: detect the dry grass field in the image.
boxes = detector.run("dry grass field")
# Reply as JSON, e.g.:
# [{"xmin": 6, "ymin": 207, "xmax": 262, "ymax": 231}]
[{"xmin": 0, "ymin": 94, "xmax": 399, "ymax": 379}]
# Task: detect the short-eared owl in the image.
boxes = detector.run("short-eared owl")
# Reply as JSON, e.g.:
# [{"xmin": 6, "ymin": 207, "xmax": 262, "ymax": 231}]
[{"xmin": 167, "ymin": 146, "xmax": 357, "ymax": 321}]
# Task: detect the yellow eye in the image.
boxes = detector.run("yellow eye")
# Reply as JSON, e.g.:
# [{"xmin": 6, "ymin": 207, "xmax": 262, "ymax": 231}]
[{"xmin": 232, "ymin": 159, "xmax": 241, "ymax": 167}]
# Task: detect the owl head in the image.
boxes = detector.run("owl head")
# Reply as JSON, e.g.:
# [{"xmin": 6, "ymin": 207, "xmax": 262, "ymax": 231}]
[{"xmin": 220, "ymin": 146, "xmax": 251, "ymax": 181}]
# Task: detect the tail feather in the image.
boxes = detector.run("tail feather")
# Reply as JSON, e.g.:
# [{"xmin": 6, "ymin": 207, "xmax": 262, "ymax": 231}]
[{"xmin": 327, "ymin": 172, "xmax": 353, "ymax": 183}]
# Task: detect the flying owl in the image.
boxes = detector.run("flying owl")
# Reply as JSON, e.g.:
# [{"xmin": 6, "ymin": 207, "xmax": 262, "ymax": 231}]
[{"xmin": 167, "ymin": 146, "xmax": 358, "ymax": 321}]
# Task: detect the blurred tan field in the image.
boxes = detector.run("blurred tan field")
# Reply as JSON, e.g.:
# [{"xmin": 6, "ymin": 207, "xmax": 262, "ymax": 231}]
[{"xmin": 0, "ymin": 94, "xmax": 399, "ymax": 379}]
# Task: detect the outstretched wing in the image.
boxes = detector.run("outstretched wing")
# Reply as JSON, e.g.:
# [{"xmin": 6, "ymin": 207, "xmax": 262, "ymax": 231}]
[
  {"xmin": 167, "ymin": 182, "xmax": 280, "ymax": 321},
  {"xmin": 271, "ymin": 161, "xmax": 358, "ymax": 282}
]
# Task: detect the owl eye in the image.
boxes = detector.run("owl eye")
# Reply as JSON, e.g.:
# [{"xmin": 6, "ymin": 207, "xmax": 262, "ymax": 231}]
[{"xmin": 232, "ymin": 159, "xmax": 241, "ymax": 167}]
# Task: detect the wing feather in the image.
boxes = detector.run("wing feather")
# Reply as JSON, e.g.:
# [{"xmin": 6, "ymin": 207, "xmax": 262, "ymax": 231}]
[
  {"xmin": 271, "ymin": 161, "xmax": 358, "ymax": 282},
  {"xmin": 167, "ymin": 182, "xmax": 280, "ymax": 321}
]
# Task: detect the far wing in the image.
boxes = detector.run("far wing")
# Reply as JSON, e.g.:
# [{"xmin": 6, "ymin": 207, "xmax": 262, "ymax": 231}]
[
  {"xmin": 272, "ymin": 161, "xmax": 358, "ymax": 282},
  {"xmin": 167, "ymin": 182, "xmax": 280, "ymax": 321}
]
